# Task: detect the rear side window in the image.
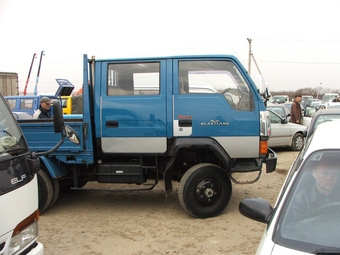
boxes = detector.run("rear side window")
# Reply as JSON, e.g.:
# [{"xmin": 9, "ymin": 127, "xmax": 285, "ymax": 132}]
[
  {"xmin": 19, "ymin": 98, "xmax": 34, "ymax": 110},
  {"xmin": 107, "ymin": 62, "xmax": 160, "ymax": 96}
]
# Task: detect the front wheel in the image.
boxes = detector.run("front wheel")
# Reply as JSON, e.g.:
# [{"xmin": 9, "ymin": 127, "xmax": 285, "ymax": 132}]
[
  {"xmin": 291, "ymin": 133, "xmax": 304, "ymax": 151},
  {"xmin": 178, "ymin": 163, "xmax": 232, "ymax": 218}
]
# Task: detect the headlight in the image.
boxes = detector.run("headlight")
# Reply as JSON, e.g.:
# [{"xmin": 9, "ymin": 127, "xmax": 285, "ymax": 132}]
[{"xmin": 9, "ymin": 221, "xmax": 38, "ymax": 254}]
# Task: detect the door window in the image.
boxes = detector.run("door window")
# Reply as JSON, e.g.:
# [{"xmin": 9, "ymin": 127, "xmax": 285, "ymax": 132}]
[
  {"xmin": 178, "ymin": 60, "xmax": 254, "ymax": 111},
  {"xmin": 107, "ymin": 62, "xmax": 160, "ymax": 96}
]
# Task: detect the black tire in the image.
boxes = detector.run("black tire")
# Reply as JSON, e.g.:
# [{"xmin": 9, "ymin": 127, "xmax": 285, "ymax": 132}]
[
  {"xmin": 178, "ymin": 163, "xmax": 232, "ymax": 218},
  {"xmin": 291, "ymin": 133, "xmax": 304, "ymax": 151},
  {"xmin": 37, "ymin": 169, "xmax": 53, "ymax": 213},
  {"xmin": 49, "ymin": 179, "xmax": 60, "ymax": 208}
]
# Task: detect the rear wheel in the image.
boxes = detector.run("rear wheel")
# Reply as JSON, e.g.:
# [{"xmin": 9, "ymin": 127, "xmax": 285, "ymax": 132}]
[
  {"xmin": 49, "ymin": 179, "xmax": 60, "ymax": 207},
  {"xmin": 37, "ymin": 170, "xmax": 53, "ymax": 213},
  {"xmin": 291, "ymin": 133, "xmax": 304, "ymax": 151},
  {"xmin": 178, "ymin": 163, "xmax": 232, "ymax": 218}
]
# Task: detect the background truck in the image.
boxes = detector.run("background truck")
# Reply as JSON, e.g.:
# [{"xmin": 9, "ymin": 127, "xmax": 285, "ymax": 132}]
[
  {"xmin": 0, "ymin": 72, "xmax": 19, "ymax": 96},
  {"xmin": 4, "ymin": 78, "xmax": 75, "ymax": 116},
  {"xmin": 17, "ymin": 54, "xmax": 277, "ymax": 218}
]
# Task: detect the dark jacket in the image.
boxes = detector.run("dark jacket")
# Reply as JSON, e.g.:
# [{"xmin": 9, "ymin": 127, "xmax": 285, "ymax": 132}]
[
  {"xmin": 289, "ymin": 184, "xmax": 340, "ymax": 223},
  {"xmin": 33, "ymin": 105, "xmax": 52, "ymax": 119},
  {"xmin": 290, "ymin": 101, "xmax": 302, "ymax": 124}
]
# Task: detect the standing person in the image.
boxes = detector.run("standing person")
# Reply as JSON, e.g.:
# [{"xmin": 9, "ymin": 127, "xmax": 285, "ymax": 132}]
[
  {"xmin": 33, "ymin": 97, "xmax": 52, "ymax": 119},
  {"xmin": 291, "ymin": 94, "xmax": 302, "ymax": 124}
]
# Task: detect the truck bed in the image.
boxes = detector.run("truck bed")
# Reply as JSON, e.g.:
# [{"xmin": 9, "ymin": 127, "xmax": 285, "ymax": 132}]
[{"xmin": 18, "ymin": 117, "xmax": 94, "ymax": 164}]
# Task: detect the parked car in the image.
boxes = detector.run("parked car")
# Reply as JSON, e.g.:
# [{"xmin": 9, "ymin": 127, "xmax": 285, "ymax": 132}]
[
  {"xmin": 267, "ymin": 103, "xmax": 291, "ymax": 120},
  {"xmin": 271, "ymin": 95, "xmax": 289, "ymax": 104},
  {"xmin": 301, "ymin": 95, "xmax": 314, "ymax": 108},
  {"xmin": 12, "ymin": 111, "xmax": 33, "ymax": 120},
  {"xmin": 239, "ymin": 121, "xmax": 340, "ymax": 254},
  {"xmin": 267, "ymin": 107, "xmax": 306, "ymax": 151},
  {"xmin": 304, "ymin": 108, "xmax": 340, "ymax": 138},
  {"xmin": 310, "ymin": 99, "xmax": 322, "ymax": 109},
  {"xmin": 318, "ymin": 101, "xmax": 340, "ymax": 110}
]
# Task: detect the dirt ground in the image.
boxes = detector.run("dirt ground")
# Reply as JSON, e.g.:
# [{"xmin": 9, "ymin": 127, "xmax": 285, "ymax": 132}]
[{"xmin": 38, "ymin": 150, "xmax": 299, "ymax": 255}]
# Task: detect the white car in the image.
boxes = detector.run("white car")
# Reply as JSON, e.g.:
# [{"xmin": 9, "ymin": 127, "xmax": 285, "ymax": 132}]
[
  {"xmin": 239, "ymin": 121, "xmax": 340, "ymax": 254},
  {"xmin": 267, "ymin": 108, "xmax": 306, "ymax": 151}
]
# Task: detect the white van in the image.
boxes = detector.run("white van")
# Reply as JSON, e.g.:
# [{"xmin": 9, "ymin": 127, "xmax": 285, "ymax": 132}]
[{"xmin": 0, "ymin": 94, "xmax": 44, "ymax": 255}]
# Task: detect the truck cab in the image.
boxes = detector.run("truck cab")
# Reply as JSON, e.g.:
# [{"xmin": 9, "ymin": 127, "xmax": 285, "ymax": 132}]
[{"xmin": 0, "ymin": 94, "xmax": 44, "ymax": 255}]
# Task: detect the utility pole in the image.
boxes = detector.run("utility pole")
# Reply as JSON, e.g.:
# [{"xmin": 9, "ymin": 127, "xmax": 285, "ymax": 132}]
[
  {"xmin": 247, "ymin": 38, "xmax": 262, "ymax": 75},
  {"xmin": 247, "ymin": 38, "xmax": 252, "ymax": 74}
]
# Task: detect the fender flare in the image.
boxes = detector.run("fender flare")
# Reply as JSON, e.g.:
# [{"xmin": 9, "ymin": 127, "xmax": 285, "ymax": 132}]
[
  {"xmin": 39, "ymin": 156, "xmax": 68, "ymax": 179},
  {"xmin": 168, "ymin": 137, "xmax": 231, "ymax": 170}
]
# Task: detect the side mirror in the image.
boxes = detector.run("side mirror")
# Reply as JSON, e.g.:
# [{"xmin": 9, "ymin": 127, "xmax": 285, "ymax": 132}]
[
  {"xmin": 52, "ymin": 100, "xmax": 64, "ymax": 133},
  {"xmin": 239, "ymin": 198, "xmax": 273, "ymax": 223}
]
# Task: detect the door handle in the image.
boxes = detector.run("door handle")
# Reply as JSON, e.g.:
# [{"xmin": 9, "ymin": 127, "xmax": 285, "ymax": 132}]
[
  {"xmin": 179, "ymin": 119, "xmax": 192, "ymax": 127},
  {"xmin": 106, "ymin": 120, "xmax": 119, "ymax": 128}
]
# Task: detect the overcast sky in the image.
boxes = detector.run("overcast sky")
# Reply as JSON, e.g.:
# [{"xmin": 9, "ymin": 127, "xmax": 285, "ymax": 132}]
[{"xmin": 1, "ymin": 0, "xmax": 340, "ymax": 94}]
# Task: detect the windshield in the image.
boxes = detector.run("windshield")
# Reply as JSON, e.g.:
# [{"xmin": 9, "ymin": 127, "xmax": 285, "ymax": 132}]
[
  {"xmin": 275, "ymin": 150, "xmax": 340, "ymax": 252},
  {"xmin": 0, "ymin": 96, "xmax": 27, "ymax": 157},
  {"xmin": 312, "ymin": 115, "xmax": 340, "ymax": 131},
  {"xmin": 322, "ymin": 94, "xmax": 337, "ymax": 102},
  {"xmin": 272, "ymin": 96, "xmax": 287, "ymax": 103}
]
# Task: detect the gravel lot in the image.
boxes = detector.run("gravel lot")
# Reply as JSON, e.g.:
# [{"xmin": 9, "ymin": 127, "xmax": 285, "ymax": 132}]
[{"xmin": 38, "ymin": 149, "xmax": 298, "ymax": 255}]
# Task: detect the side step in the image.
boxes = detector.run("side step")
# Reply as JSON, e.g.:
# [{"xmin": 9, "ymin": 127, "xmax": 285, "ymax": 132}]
[
  {"xmin": 95, "ymin": 164, "xmax": 156, "ymax": 184},
  {"xmin": 96, "ymin": 164, "xmax": 146, "ymax": 184}
]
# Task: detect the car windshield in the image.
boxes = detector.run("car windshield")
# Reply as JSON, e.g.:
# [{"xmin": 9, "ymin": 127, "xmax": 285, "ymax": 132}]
[
  {"xmin": 0, "ymin": 97, "xmax": 27, "ymax": 157},
  {"xmin": 275, "ymin": 150, "xmax": 340, "ymax": 252},
  {"xmin": 267, "ymin": 106, "xmax": 285, "ymax": 117},
  {"xmin": 313, "ymin": 115, "xmax": 340, "ymax": 130}
]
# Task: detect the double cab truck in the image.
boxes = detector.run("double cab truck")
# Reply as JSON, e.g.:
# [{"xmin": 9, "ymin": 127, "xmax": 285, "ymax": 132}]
[{"xmin": 17, "ymin": 54, "xmax": 277, "ymax": 218}]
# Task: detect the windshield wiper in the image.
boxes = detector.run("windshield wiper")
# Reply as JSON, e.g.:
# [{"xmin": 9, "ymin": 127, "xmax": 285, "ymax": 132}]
[{"xmin": 5, "ymin": 147, "xmax": 27, "ymax": 155}]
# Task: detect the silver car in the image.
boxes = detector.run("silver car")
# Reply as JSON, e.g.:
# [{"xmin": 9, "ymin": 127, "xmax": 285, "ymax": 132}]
[
  {"xmin": 268, "ymin": 108, "xmax": 306, "ymax": 151},
  {"xmin": 239, "ymin": 121, "xmax": 340, "ymax": 254}
]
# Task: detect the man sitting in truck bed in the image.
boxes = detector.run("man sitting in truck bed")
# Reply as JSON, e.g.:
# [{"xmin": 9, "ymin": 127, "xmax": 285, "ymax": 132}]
[{"xmin": 33, "ymin": 96, "xmax": 53, "ymax": 119}]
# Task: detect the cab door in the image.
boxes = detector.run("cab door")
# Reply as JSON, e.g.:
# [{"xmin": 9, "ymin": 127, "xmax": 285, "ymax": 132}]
[
  {"xmin": 99, "ymin": 59, "xmax": 168, "ymax": 153},
  {"xmin": 171, "ymin": 57, "xmax": 261, "ymax": 159}
]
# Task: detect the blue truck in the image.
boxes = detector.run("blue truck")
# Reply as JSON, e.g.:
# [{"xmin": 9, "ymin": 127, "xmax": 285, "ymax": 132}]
[{"xmin": 17, "ymin": 54, "xmax": 277, "ymax": 218}]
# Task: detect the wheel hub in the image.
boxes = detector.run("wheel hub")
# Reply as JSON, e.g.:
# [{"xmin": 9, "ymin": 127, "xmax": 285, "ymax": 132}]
[{"xmin": 194, "ymin": 178, "xmax": 221, "ymax": 207}]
